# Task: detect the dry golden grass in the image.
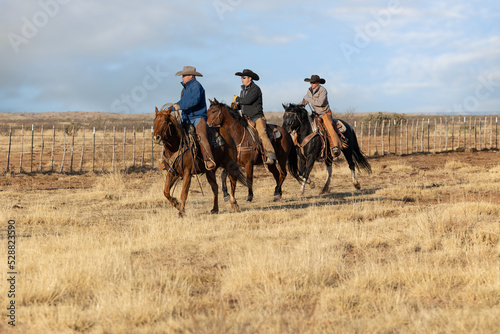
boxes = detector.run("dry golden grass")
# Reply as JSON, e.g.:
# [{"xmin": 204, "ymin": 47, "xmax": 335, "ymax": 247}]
[{"xmin": 0, "ymin": 151, "xmax": 499, "ymax": 333}]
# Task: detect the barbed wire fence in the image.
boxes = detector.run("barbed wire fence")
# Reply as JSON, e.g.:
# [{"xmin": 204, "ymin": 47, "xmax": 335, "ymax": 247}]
[
  {"xmin": 0, "ymin": 115, "xmax": 498, "ymax": 175},
  {"xmin": 1, "ymin": 125, "xmax": 164, "ymax": 174}
]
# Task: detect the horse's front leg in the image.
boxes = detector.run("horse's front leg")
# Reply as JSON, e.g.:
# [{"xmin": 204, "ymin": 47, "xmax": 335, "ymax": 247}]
[
  {"xmin": 177, "ymin": 169, "xmax": 192, "ymax": 217},
  {"xmin": 205, "ymin": 171, "xmax": 219, "ymax": 214},
  {"xmin": 221, "ymin": 170, "xmax": 230, "ymax": 202},
  {"xmin": 297, "ymin": 156, "xmax": 316, "ymax": 197},
  {"xmin": 227, "ymin": 173, "xmax": 240, "ymax": 212},
  {"xmin": 245, "ymin": 162, "xmax": 254, "ymax": 202},
  {"xmin": 320, "ymin": 163, "xmax": 333, "ymax": 194},
  {"xmin": 164, "ymin": 172, "xmax": 181, "ymax": 210}
]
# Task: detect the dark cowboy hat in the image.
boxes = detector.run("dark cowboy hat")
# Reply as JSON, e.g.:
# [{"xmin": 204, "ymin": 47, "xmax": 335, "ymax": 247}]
[
  {"xmin": 304, "ymin": 74, "xmax": 326, "ymax": 84},
  {"xmin": 235, "ymin": 69, "xmax": 259, "ymax": 81}
]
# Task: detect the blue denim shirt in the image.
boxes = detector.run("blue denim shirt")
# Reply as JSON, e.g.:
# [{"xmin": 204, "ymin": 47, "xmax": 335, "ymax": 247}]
[{"xmin": 176, "ymin": 77, "xmax": 207, "ymax": 124}]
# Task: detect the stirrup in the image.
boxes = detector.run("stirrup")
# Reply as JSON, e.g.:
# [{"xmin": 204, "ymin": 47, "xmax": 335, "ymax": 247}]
[
  {"xmin": 331, "ymin": 147, "xmax": 341, "ymax": 158},
  {"xmin": 204, "ymin": 158, "xmax": 216, "ymax": 171}
]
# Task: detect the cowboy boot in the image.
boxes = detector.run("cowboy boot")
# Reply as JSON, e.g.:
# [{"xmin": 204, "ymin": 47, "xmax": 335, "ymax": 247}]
[
  {"xmin": 255, "ymin": 117, "xmax": 276, "ymax": 165},
  {"xmin": 195, "ymin": 119, "xmax": 216, "ymax": 171},
  {"xmin": 322, "ymin": 112, "xmax": 342, "ymax": 157}
]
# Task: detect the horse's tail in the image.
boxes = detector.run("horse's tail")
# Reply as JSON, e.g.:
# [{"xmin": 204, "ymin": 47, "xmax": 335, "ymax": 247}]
[
  {"xmin": 217, "ymin": 126, "xmax": 249, "ymax": 188},
  {"xmin": 349, "ymin": 128, "xmax": 372, "ymax": 174},
  {"xmin": 225, "ymin": 160, "xmax": 249, "ymax": 188},
  {"xmin": 286, "ymin": 140, "xmax": 301, "ymax": 182}
]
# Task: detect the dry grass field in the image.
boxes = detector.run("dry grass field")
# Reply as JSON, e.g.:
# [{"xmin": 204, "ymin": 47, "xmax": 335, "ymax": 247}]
[{"xmin": 0, "ymin": 112, "xmax": 499, "ymax": 333}]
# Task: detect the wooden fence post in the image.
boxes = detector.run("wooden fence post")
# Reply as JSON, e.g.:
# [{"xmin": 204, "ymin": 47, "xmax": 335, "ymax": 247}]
[
  {"xmin": 400, "ymin": 119, "xmax": 403, "ymax": 156},
  {"xmin": 60, "ymin": 126, "xmax": 67, "ymax": 173},
  {"xmin": 496, "ymin": 117, "xmax": 498, "ymax": 149},
  {"xmin": 374, "ymin": 121, "xmax": 378, "ymax": 155},
  {"xmin": 30, "ymin": 124, "xmax": 34, "ymax": 173},
  {"xmin": 51, "ymin": 126, "xmax": 55, "ymax": 172},
  {"xmin": 102, "ymin": 126, "xmax": 106, "ymax": 172},
  {"xmin": 70, "ymin": 126, "xmax": 75, "ymax": 173},
  {"xmin": 381, "ymin": 120, "xmax": 385, "ymax": 155},
  {"xmin": 142, "ymin": 126, "xmax": 145, "ymax": 167},
  {"xmin": 474, "ymin": 118, "xmax": 477, "ymax": 150},
  {"xmin": 427, "ymin": 119, "xmax": 430, "ymax": 153},
  {"xmin": 406, "ymin": 120, "xmax": 409, "ymax": 155},
  {"xmin": 151, "ymin": 126, "xmax": 154, "ymax": 167},
  {"xmin": 112, "ymin": 126, "xmax": 116, "ymax": 172},
  {"xmin": 133, "ymin": 127, "xmax": 136, "ymax": 167},
  {"xmin": 490, "ymin": 117, "xmax": 493, "ymax": 149},
  {"xmin": 434, "ymin": 118, "xmax": 437, "ymax": 153},
  {"xmin": 123, "ymin": 127, "xmax": 126, "ymax": 171},
  {"xmin": 368, "ymin": 121, "xmax": 371, "ymax": 156},
  {"xmin": 439, "ymin": 118, "xmax": 442, "ymax": 152},
  {"xmin": 411, "ymin": 119, "xmax": 414, "ymax": 154},
  {"xmin": 388, "ymin": 120, "xmax": 391, "ymax": 154},
  {"xmin": 39, "ymin": 125, "xmax": 44, "ymax": 171},
  {"xmin": 420, "ymin": 118, "xmax": 424, "ymax": 152},
  {"xmin": 463, "ymin": 117, "xmax": 467, "ymax": 149},
  {"xmin": 451, "ymin": 117, "xmax": 454, "ymax": 151},
  {"xmin": 483, "ymin": 116, "xmax": 488, "ymax": 149},
  {"xmin": 19, "ymin": 126, "xmax": 24, "ymax": 173},
  {"xmin": 389, "ymin": 120, "xmax": 398, "ymax": 155},
  {"xmin": 7, "ymin": 127, "xmax": 12, "ymax": 172},
  {"xmin": 79, "ymin": 128, "xmax": 85, "ymax": 173},
  {"xmin": 93, "ymin": 127, "xmax": 96, "ymax": 172},
  {"xmin": 445, "ymin": 119, "xmax": 448, "ymax": 152}
]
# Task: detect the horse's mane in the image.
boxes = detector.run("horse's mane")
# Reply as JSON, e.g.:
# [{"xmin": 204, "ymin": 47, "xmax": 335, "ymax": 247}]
[
  {"xmin": 216, "ymin": 101, "xmax": 248, "ymax": 127},
  {"xmin": 283, "ymin": 103, "xmax": 309, "ymax": 120},
  {"xmin": 158, "ymin": 109, "xmax": 187, "ymax": 144}
]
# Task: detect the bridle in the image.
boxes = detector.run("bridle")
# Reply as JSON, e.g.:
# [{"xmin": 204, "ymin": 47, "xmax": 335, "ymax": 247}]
[
  {"xmin": 155, "ymin": 115, "xmax": 176, "ymax": 150},
  {"xmin": 283, "ymin": 110, "xmax": 304, "ymax": 131},
  {"xmin": 208, "ymin": 104, "xmax": 224, "ymax": 127}
]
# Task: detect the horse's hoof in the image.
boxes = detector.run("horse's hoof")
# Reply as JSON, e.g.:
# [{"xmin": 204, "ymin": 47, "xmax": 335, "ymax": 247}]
[
  {"xmin": 246, "ymin": 196, "xmax": 253, "ymax": 202},
  {"xmin": 223, "ymin": 194, "xmax": 230, "ymax": 202},
  {"xmin": 231, "ymin": 203, "xmax": 240, "ymax": 212},
  {"xmin": 273, "ymin": 195, "xmax": 282, "ymax": 202},
  {"xmin": 354, "ymin": 182, "xmax": 361, "ymax": 190},
  {"xmin": 320, "ymin": 188, "xmax": 329, "ymax": 195},
  {"xmin": 178, "ymin": 211, "xmax": 184, "ymax": 217},
  {"xmin": 210, "ymin": 209, "xmax": 219, "ymax": 214}
]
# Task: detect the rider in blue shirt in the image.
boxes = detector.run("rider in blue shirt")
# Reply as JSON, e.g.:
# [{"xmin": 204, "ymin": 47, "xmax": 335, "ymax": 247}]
[{"xmin": 172, "ymin": 66, "xmax": 216, "ymax": 171}]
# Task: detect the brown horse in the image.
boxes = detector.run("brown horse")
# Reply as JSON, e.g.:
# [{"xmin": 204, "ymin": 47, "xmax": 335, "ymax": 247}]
[
  {"xmin": 206, "ymin": 99, "xmax": 298, "ymax": 201},
  {"xmin": 153, "ymin": 107, "xmax": 246, "ymax": 216}
]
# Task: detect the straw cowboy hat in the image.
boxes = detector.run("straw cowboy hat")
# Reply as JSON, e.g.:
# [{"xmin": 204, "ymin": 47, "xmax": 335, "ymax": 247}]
[
  {"xmin": 235, "ymin": 69, "xmax": 260, "ymax": 81},
  {"xmin": 304, "ymin": 75, "xmax": 326, "ymax": 84},
  {"xmin": 175, "ymin": 66, "xmax": 203, "ymax": 77}
]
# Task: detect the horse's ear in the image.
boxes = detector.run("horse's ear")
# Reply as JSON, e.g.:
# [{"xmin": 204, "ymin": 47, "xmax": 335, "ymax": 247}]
[
  {"xmin": 214, "ymin": 97, "xmax": 219, "ymax": 104},
  {"xmin": 155, "ymin": 107, "xmax": 159, "ymax": 114},
  {"xmin": 282, "ymin": 103, "xmax": 287, "ymax": 110},
  {"xmin": 209, "ymin": 98, "xmax": 213, "ymax": 105}
]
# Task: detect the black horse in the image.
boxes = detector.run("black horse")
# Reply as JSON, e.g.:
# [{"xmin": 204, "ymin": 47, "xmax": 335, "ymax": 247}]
[{"xmin": 282, "ymin": 103, "xmax": 371, "ymax": 196}]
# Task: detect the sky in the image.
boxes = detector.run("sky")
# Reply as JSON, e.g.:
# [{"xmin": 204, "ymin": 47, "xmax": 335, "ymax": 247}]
[{"xmin": 1, "ymin": 0, "xmax": 500, "ymax": 115}]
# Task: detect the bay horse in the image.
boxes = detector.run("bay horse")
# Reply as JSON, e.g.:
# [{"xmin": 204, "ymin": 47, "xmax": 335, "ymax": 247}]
[
  {"xmin": 153, "ymin": 107, "xmax": 247, "ymax": 216},
  {"xmin": 206, "ymin": 99, "xmax": 298, "ymax": 201},
  {"xmin": 282, "ymin": 103, "xmax": 371, "ymax": 196}
]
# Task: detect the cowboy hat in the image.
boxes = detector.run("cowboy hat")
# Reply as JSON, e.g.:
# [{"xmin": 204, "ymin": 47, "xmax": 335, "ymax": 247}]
[
  {"xmin": 175, "ymin": 66, "xmax": 203, "ymax": 77},
  {"xmin": 304, "ymin": 75, "xmax": 325, "ymax": 84},
  {"xmin": 235, "ymin": 69, "xmax": 259, "ymax": 81}
]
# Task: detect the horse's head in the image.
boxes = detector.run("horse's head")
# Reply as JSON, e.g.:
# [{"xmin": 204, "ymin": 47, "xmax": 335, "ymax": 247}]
[
  {"xmin": 153, "ymin": 107, "xmax": 182, "ymax": 146},
  {"xmin": 207, "ymin": 98, "xmax": 224, "ymax": 127},
  {"xmin": 282, "ymin": 103, "xmax": 307, "ymax": 133}
]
